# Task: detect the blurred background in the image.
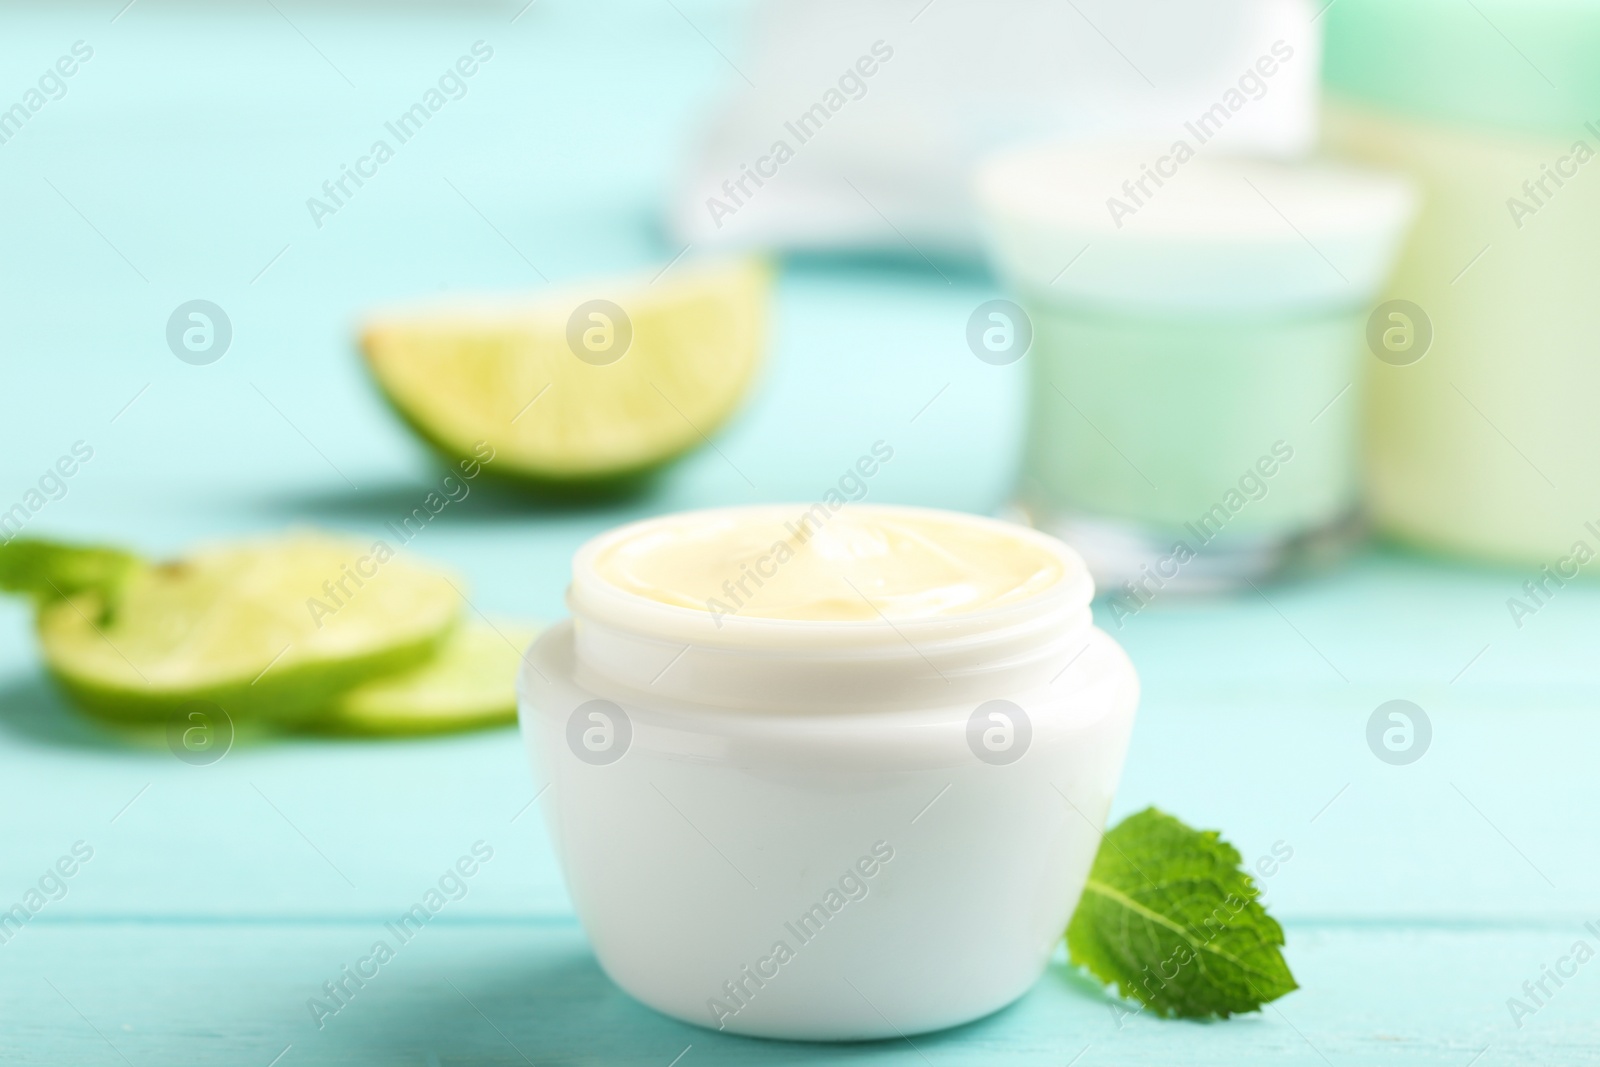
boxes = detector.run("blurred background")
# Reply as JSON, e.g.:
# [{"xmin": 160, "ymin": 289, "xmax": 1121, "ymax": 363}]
[{"xmin": 2, "ymin": 1, "xmax": 1597, "ymax": 1064}]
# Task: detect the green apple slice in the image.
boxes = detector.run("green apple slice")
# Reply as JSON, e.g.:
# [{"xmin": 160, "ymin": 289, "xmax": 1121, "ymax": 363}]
[{"xmin": 317, "ymin": 620, "xmax": 538, "ymax": 735}]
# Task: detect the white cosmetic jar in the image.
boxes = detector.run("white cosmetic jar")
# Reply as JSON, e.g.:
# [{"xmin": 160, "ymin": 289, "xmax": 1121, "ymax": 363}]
[{"xmin": 518, "ymin": 505, "xmax": 1139, "ymax": 1041}]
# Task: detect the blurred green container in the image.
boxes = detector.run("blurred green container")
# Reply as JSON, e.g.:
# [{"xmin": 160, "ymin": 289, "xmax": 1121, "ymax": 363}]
[
  {"xmin": 1325, "ymin": 0, "xmax": 1600, "ymax": 567},
  {"xmin": 978, "ymin": 144, "xmax": 1413, "ymax": 594}
]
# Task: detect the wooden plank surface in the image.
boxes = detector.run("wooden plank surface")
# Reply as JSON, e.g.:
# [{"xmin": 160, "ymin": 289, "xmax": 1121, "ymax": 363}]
[
  {"xmin": 3, "ymin": 920, "xmax": 1597, "ymax": 1066},
  {"xmin": 1, "ymin": 4, "xmax": 1596, "ymax": 1064}
]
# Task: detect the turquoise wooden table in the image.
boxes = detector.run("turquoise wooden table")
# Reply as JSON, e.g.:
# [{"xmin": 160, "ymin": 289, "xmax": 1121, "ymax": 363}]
[{"xmin": 1, "ymin": 4, "xmax": 1596, "ymax": 1064}]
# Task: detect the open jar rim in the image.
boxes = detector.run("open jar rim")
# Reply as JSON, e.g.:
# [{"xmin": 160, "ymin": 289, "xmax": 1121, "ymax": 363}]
[
  {"xmin": 564, "ymin": 505, "xmax": 1098, "ymax": 713},
  {"xmin": 569, "ymin": 504, "xmax": 1094, "ymax": 647}
]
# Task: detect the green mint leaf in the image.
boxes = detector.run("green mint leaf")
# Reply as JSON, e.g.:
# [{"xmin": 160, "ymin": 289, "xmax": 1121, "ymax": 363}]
[
  {"xmin": 0, "ymin": 538, "xmax": 143, "ymax": 619},
  {"xmin": 1066, "ymin": 807, "xmax": 1297, "ymax": 1019}
]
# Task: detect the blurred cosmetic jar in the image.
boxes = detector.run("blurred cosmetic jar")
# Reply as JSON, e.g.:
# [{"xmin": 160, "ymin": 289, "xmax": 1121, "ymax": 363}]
[
  {"xmin": 977, "ymin": 144, "xmax": 1415, "ymax": 592},
  {"xmin": 1325, "ymin": 0, "xmax": 1600, "ymax": 565},
  {"xmin": 518, "ymin": 504, "xmax": 1139, "ymax": 1040}
]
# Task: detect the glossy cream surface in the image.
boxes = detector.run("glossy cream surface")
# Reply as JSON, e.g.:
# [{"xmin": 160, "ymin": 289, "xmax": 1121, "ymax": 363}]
[{"xmin": 592, "ymin": 508, "xmax": 1065, "ymax": 622}]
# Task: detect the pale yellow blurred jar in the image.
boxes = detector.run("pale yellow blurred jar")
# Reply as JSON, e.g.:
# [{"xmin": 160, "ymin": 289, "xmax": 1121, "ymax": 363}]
[{"xmin": 1324, "ymin": 0, "xmax": 1600, "ymax": 565}]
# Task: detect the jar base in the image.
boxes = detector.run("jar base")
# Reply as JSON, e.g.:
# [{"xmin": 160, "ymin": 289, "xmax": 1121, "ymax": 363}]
[
  {"xmin": 609, "ymin": 957, "xmax": 1041, "ymax": 1042},
  {"xmin": 1009, "ymin": 502, "xmax": 1364, "ymax": 594},
  {"xmin": 520, "ymin": 620, "xmax": 1140, "ymax": 1046}
]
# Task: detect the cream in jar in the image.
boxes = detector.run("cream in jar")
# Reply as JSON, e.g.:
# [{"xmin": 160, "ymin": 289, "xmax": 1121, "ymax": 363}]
[
  {"xmin": 519, "ymin": 504, "xmax": 1139, "ymax": 1040},
  {"xmin": 977, "ymin": 144, "xmax": 1416, "ymax": 592},
  {"xmin": 591, "ymin": 507, "xmax": 1065, "ymax": 624}
]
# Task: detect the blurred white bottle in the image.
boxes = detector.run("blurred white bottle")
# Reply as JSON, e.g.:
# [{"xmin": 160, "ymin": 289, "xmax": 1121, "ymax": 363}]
[{"xmin": 671, "ymin": 0, "xmax": 1321, "ymax": 255}]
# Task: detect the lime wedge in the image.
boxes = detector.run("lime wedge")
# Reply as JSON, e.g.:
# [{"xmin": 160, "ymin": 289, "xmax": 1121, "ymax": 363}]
[
  {"xmin": 360, "ymin": 258, "xmax": 769, "ymax": 484},
  {"xmin": 35, "ymin": 531, "xmax": 461, "ymax": 723},
  {"xmin": 317, "ymin": 620, "xmax": 538, "ymax": 735}
]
